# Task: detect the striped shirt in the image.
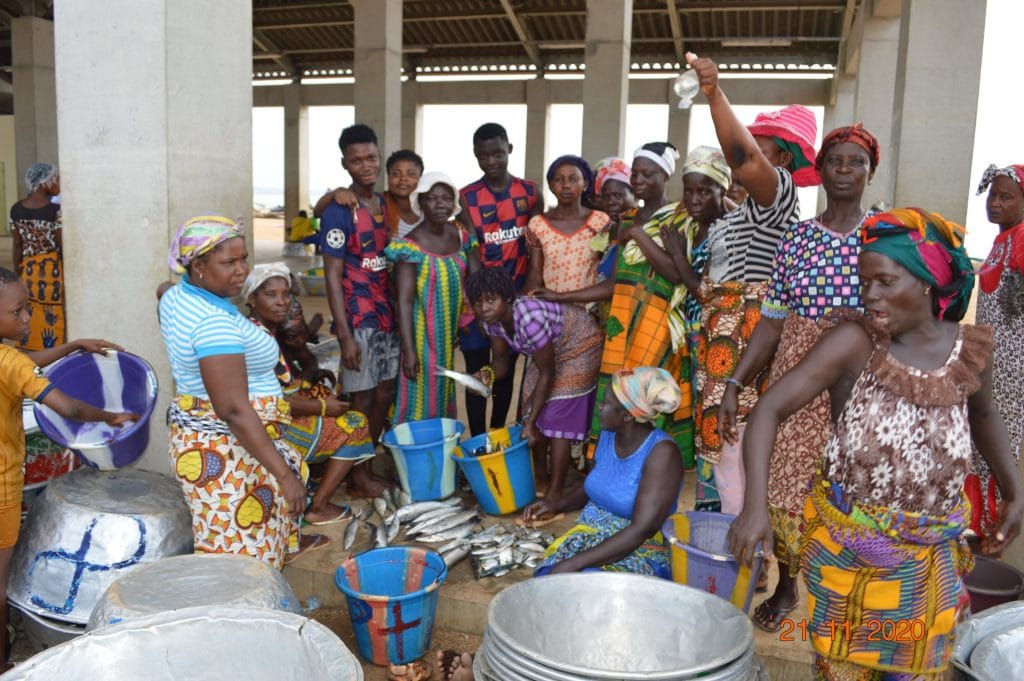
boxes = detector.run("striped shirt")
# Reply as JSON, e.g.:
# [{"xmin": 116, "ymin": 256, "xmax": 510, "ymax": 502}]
[
  {"xmin": 705, "ymin": 167, "xmax": 800, "ymax": 284},
  {"xmin": 159, "ymin": 276, "xmax": 282, "ymax": 398}
]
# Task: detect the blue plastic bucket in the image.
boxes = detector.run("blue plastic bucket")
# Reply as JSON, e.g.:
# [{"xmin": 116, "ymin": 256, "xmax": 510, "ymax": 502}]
[
  {"xmin": 34, "ymin": 351, "xmax": 159, "ymax": 470},
  {"xmin": 662, "ymin": 511, "xmax": 764, "ymax": 613},
  {"xmin": 335, "ymin": 546, "xmax": 448, "ymax": 665},
  {"xmin": 452, "ymin": 425, "xmax": 535, "ymax": 515},
  {"xmin": 382, "ymin": 418, "xmax": 464, "ymax": 501}
]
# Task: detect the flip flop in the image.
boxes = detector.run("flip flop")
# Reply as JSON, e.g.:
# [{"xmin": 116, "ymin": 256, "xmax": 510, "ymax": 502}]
[
  {"xmin": 751, "ymin": 599, "xmax": 798, "ymax": 633},
  {"xmin": 306, "ymin": 505, "xmax": 353, "ymax": 526},
  {"xmin": 285, "ymin": 533, "xmax": 331, "ymax": 565}
]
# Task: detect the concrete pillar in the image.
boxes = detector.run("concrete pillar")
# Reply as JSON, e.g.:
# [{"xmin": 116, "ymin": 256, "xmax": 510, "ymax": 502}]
[
  {"xmin": 524, "ymin": 78, "xmax": 550, "ymax": 191},
  {"xmin": 819, "ymin": 74, "xmax": 856, "ymax": 213},
  {"xmin": 11, "ymin": 15, "xmax": 58, "ymax": 191},
  {"xmin": 665, "ymin": 95, "xmax": 691, "ymax": 203},
  {"xmin": 890, "ymin": 0, "xmax": 985, "ymax": 222},
  {"xmin": 401, "ymin": 79, "xmax": 422, "ymax": 152},
  {"xmin": 581, "ymin": 0, "xmax": 631, "ymax": 163},
  {"xmin": 852, "ymin": 15, "xmax": 901, "ymax": 210},
  {"xmin": 55, "ymin": 0, "xmax": 253, "ymax": 473},
  {"xmin": 352, "ymin": 0, "xmax": 402, "ymax": 163},
  {"xmin": 283, "ymin": 82, "xmax": 309, "ymax": 224}
]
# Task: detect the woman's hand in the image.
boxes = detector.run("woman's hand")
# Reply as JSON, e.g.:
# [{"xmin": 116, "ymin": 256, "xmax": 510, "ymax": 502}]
[
  {"xmin": 311, "ymin": 369, "xmax": 336, "ymax": 387},
  {"xmin": 529, "ymin": 287, "xmax": 564, "ymax": 303},
  {"xmin": 548, "ymin": 559, "xmax": 580, "ymax": 575},
  {"xmin": 522, "ymin": 497, "xmax": 561, "ymax": 525},
  {"xmin": 685, "ymin": 51, "xmax": 719, "ymax": 97},
  {"xmin": 402, "ymin": 352, "xmax": 419, "ymax": 381},
  {"xmin": 982, "ymin": 497, "xmax": 1024, "ymax": 555},
  {"xmin": 75, "ymin": 339, "xmax": 124, "ymax": 355},
  {"xmin": 323, "ymin": 396, "xmax": 349, "ymax": 419},
  {"xmin": 727, "ymin": 505, "xmax": 773, "ymax": 568},
  {"xmin": 522, "ymin": 416, "xmax": 539, "ymax": 447},
  {"xmin": 279, "ymin": 473, "xmax": 307, "ymax": 517},
  {"xmin": 660, "ymin": 223, "xmax": 687, "ymax": 262},
  {"xmin": 718, "ymin": 383, "xmax": 740, "ymax": 446}
]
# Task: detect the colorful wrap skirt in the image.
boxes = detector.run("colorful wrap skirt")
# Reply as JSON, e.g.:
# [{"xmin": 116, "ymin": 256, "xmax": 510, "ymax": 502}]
[
  {"xmin": 535, "ymin": 501, "xmax": 671, "ymax": 578},
  {"xmin": 168, "ymin": 394, "xmax": 308, "ymax": 570},
  {"xmin": 19, "ymin": 251, "xmax": 65, "ymax": 350},
  {"xmin": 281, "ymin": 392, "xmax": 374, "ymax": 465},
  {"xmin": 801, "ymin": 477, "xmax": 973, "ymax": 676}
]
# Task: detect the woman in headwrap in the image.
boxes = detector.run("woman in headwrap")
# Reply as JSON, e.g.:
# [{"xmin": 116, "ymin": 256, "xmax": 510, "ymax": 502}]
[
  {"xmin": 524, "ymin": 367, "xmax": 684, "ymax": 577},
  {"xmin": 729, "ymin": 208, "xmax": 1024, "ymax": 680},
  {"xmin": 718, "ymin": 124, "xmax": 881, "ymax": 631},
  {"xmin": 969, "ymin": 164, "xmax": 1024, "ymax": 544},
  {"xmin": 159, "ymin": 216, "xmax": 315, "ymax": 569},
  {"xmin": 9, "ymin": 163, "xmax": 63, "ymax": 350},
  {"xmin": 242, "ymin": 263, "xmax": 375, "ymax": 526},
  {"xmin": 524, "ymin": 155, "xmax": 610, "ymax": 296}
]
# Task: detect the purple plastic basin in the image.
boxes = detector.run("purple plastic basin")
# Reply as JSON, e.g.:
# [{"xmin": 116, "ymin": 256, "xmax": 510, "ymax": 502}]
[{"xmin": 34, "ymin": 351, "xmax": 159, "ymax": 470}]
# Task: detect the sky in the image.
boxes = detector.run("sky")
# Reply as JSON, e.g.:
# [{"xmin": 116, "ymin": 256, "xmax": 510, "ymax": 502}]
[{"xmin": 252, "ymin": 0, "xmax": 1024, "ymax": 258}]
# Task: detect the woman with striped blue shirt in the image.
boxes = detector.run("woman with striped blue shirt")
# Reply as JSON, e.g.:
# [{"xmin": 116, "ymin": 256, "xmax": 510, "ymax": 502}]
[{"xmin": 159, "ymin": 215, "xmax": 314, "ymax": 569}]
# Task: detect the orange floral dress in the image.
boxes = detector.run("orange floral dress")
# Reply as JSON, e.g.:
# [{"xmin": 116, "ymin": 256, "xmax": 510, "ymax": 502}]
[{"xmin": 525, "ymin": 211, "xmax": 610, "ymax": 293}]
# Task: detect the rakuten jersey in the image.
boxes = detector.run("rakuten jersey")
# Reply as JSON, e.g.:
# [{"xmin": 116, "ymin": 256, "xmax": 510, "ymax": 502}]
[
  {"xmin": 320, "ymin": 195, "xmax": 394, "ymax": 332},
  {"xmin": 460, "ymin": 176, "xmax": 538, "ymax": 290}
]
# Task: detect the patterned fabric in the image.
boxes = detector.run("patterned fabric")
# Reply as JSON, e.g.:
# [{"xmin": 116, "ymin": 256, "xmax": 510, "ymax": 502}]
[
  {"xmin": 0, "ymin": 345, "xmax": 54, "ymax": 506},
  {"xmin": 813, "ymin": 655, "xmax": 946, "ymax": 680},
  {"xmin": 823, "ymin": 314, "xmax": 992, "ymax": 516},
  {"xmin": 168, "ymin": 394, "xmax": 307, "ymax": 570},
  {"xmin": 590, "ymin": 206, "xmax": 694, "ymax": 463},
  {"xmin": 536, "ymin": 500, "xmax": 671, "ymax": 578},
  {"xmin": 10, "ymin": 202, "xmax": 64, "ymax": 350},
  {"xmin": 320, "ymin": 196, "xmax": 394, "ymax": 332},
  {"xmin": 167, "ymin": 214, "xmax": 244, "ymax": 275},
  {"xmin": 976, "ymin": 163, "xmax": 1024, "ymax": 196},
  {"xmin": 706, "ymin": 167, "xmax": 801, "ymax": 284},
  {"xmin": 694, "ymin": 280, "xmax": 771, "ymax": 465},
  {"xmin": 484, "ymin": 299, "xmax": 602, "ymax": 441},
  {"xmin": 385, "ymin": 229, "xmax": 476, "ymax": 421},
  {"xmin": 584, "ymin": 428, "xmax": 674, "ymax": 518},
  {"xmin": 769, "ymin": 504, "xmax": 806, "ymax": 578},
  {"xmin": 159, "ymin": 276, "xmax": 283, "ymax": 397},
  {"xmin": 610, "ymin": 368, "xmax": 681, "ymax": 425},
  {"xmin": 682, "ymin": 145, "xmax": 731, "ymax": 192},
  {"xmin": 762, "ymin": 217, "xmax": 864, "ymax": 319},
  {"xmin": 525, "ymin": 211, "xmax": 610, "ymax": 293},
  {"xmin": 593, "ymin": 157, "xmax": 631, "ymax": 196},
  {"xmin": 802, "ymin": 477, "xmax": 973, "ymax": 676},
  {"xmin": 815, "ymin": 124, "xmax": 881, "ymax": 171},
  {"xmin": 694, "ymin": 458, "xmax": 720, "ymax": 512},
  {"xmin": 746, "ymin": 105, "xmax": 820, "ymax": 187},
  {"xmin": 460, "ymin": 176, "xmax": 538, "ymax": 290},
  {"xmin": 971, "ymin": 222, "xmax": 1024, "ymax": 538}
]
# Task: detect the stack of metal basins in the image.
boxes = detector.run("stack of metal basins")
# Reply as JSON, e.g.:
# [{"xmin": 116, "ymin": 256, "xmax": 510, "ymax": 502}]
[
  {"xmin": 475, "ymin": 573, "xmax": 765, "ymax": 681},
  {"xmin": 952, "ymin": 601, "xmax": 1024, "ymax": 680}
]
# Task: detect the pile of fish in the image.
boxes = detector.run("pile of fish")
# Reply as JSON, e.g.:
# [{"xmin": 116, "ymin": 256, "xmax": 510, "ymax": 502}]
[{"xmin": 341, "ymin": 490, "xmax": 553, "ymax": 578}]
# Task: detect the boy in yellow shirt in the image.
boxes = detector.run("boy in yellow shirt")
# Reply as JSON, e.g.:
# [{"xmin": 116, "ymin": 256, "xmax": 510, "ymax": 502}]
[{"xmin": 0, "ymin": 266, "xmax": 137, "ymax": 670}]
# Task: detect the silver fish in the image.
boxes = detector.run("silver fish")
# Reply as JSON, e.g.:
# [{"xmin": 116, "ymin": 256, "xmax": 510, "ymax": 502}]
[
  {"xmin": 364, "ymin": 521, "xmax": 378, "ymax": 547},
  {"xmin": 436, "ymin": 365, "xmax": 491, "ymax": 398},
  {"xmin": 468, "ymin": 525, "xmax": 506, "ymax": 544},
  {"xmin": 396, "ymin": 489, "xmax": 412, "ymax": 507},
  {"xmin": 343, "ymin": 516, "xmax": 362, "ymax": 550},
  {"xmin": 517, "ymin": 541, "xmax": 546, "ymax": 554},
  {"xmin": 406, "ymin": 506, "xmax": 462, "ymax": 532},
  {"xmin": 442, "ymin": 545, "xmax": 470, "ymax": 568},
  {"xmin": 372, "ymin": 497, "xmax": 389, "ymax": 520},
  {"xmin": 375, "ymin": 521, "xmax": 389, "ymax": 548},
  {"xmin": 436, "ymin": 536, "xmax": 469, "ymax": 554},
  {"xmin": 417, "ymin": 522, "xmax": 477, "ymax": 543},
  {"xmin": 410, "ymin": 510, "xmax": 478, "ymax": 537},
  {"xmin": 386, "ymin": 512, "xmax": 401, "ymax": 543},
  {"xmin": 395, "ymin": 500, "xmax": 454, "ymax": 523}
]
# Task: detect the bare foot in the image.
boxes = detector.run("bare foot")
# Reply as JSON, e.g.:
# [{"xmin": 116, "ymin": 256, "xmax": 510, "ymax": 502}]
[
  {"xmin": 304, "ymin": 502, "xmax": 352, "ymax": 526},
  {"xmin": 437, "ymin": 649, "xmax": 474, "ymax": 681},
  {"xmin": 347, "ymin": 468, "xmax": 392, "ymax": 499}
]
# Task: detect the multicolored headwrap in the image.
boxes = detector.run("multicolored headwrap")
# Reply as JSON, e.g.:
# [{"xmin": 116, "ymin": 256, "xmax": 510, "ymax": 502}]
[
  {"xmin": 611, "ymin": 367, "xmax": 682, "ymax": 424},
  {"xmin": 546, "ymin": 155, "xmax": 596, "ymax": 204},
  {"xmin": 860, "ymin": 208, "xmax": 974, "ymax": 321},
  {"xmin": 242, "ymin": 262, "xmax": 291, "ymax": 301},
  {"xmin": 593, "ymin": 157, "xmax": 632, "ymax": 196},
  {"xmin": 747, "ymin": 104, "xmax": 820, "ymax": 187},
  {"xmin": 815, "ymin": 123, "xmax": 880, "ymax": 171},
  {"xmin": 976, "ymin": 164, "xmax": 1024, "ymax": 196},
  {"xmin": 682, "ymin": 145, "xmax": 731, "ymax": 192},
  {"xmin": 168, "ymin": 214, "xmax": 245, "ymax": 275}
]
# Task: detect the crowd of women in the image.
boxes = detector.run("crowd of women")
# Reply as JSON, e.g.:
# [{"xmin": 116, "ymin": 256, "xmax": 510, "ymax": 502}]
[{"xmin": 10, "ymin": 51, "xmax": 1023, "ymax": 680}]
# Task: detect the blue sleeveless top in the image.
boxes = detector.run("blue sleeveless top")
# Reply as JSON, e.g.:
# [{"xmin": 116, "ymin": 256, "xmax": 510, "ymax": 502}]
[{"xmin": 584, "ymin": 428, "xmax": 673, "ymax": 519}]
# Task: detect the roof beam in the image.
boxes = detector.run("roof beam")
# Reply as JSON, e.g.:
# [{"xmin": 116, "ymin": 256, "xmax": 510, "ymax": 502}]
[
  {"xmin": 498, "ymin": 0, "xmax": 543, "ymax": 70},
  {"xmin": 665, "ymin": 0, "xmax": 685, "ymax": 64},
  {"xmin": 252, "ymin": 28, "xmax": 297, "ymax": 79},
  {"xmin": 828, "ymin": 0, "xmax": 858, "ymax": 105}
]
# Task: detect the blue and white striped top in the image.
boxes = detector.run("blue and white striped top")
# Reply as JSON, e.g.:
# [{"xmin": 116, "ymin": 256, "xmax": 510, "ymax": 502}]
[{"xmin": 158, "ymin": 276, "xmax": 282, "ymax": 398}]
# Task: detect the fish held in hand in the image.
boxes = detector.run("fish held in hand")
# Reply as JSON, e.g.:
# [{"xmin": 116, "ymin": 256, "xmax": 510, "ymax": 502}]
[{"xmin": 436, "ymin": 365, "xmax": 491, "ymax": 398}]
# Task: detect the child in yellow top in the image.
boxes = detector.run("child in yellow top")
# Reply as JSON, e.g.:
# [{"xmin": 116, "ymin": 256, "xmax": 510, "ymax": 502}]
[{"xmin": 0, "ymin": 266, "xmax": 137, "ymax": 671}]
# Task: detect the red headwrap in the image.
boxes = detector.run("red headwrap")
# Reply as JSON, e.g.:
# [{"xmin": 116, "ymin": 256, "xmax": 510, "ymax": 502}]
[{"xmin": 815, "ymin": 123, "xmax": 881, "ymax": 171}]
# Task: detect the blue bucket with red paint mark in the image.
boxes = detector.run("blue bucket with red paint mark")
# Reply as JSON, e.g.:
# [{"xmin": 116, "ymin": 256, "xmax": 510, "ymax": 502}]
[{"xmin": 335, "ymin": 546, "xmax": 448, "ymax": 665}]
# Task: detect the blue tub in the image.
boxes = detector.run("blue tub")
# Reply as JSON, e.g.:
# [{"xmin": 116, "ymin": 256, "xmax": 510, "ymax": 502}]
[{"xmin": 381, "ymin": 418, "xmax": 464, "ymax": 501}]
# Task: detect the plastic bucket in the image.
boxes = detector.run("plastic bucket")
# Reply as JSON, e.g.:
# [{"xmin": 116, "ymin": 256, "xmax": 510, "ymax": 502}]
[
  {"xmin": 335, "ymin": 546, "xmax": 448, "ymax": 665},
  {"xmin": 452, "ymin": 425, "xmax": 535, "ymax": 515},
  {"xmin": 382, "ymin": 418, "xmax": 464, "ymax": 501},
  {"xmin": 965, "ymin": 555, "xmax": 1024, "ymax": 613},
  {"xmin": 662, "ymin": 511, "xmax": 763, "ymax": 613},
  {"xmin": 34, "ymin": 351, "xmax": 159, "ymax": 470}
]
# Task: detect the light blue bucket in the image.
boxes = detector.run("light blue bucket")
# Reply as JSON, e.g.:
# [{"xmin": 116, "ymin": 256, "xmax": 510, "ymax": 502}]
[{"xmin": 381, "ymin": 418, "xmax": 464, "ymax": 501}]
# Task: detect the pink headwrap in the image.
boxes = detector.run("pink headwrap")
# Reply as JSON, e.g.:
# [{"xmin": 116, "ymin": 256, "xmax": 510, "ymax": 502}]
[
  {"xmin": 747, "ymin": 105, "xmax": 820, "ymax": 187},
  {"xmin": 593, "ymin": 157, "xmax": 632, "ymax": 196}
]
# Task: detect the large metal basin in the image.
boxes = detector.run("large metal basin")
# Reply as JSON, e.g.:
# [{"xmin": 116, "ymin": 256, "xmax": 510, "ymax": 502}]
[
  {"xmin": 486, "ymin": 573, "xmax": 753, "ymax": 680},
  {"xmin": 8, "ymin": 468, "xmax": 192, "ymax": 625},
  {"xmin": 88, "ymin": 553, "xmax": 302, "ymax": 630},
  {"xmin": 0, "ymin": 606, "xmax": 363, "ymax": 680}
]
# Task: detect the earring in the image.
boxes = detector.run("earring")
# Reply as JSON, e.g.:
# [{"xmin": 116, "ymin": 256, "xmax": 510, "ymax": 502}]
[
  {"xmin": 199, "ymin": 271, "xmax": 204, "ymax": 280},
  {"xmin": 923, "ymin": 286, "xmax": 930, "ymax": 296}
]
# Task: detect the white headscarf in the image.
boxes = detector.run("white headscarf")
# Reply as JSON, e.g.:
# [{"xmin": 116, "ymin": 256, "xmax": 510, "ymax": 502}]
[
  {"xmin": 242, "ymin": 262, "xmax": 291, "ymax": 301},
  {"xmin": 632, "ymin": 145, "xmax": 680, "ymax": 177},
  {"xmin": 409, "ymin": 171, "xmax": 462, "ymax": 219}
]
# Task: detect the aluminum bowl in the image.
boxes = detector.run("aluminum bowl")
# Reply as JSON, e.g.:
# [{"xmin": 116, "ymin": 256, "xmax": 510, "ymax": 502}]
[
  {"xmin": 969, "ymin": 625, "xmax": 1024, "ymax": 679},
  {"xmin": 486, "ymin": 573, "xmax": 753, "ymax": 680},
  {"xmin": 7, "ymin": 468, "xmax": 193, "ymax": 625},
  {"xmin": 1, "ymin": 606, "xmax": 363, "ymax": 681}
]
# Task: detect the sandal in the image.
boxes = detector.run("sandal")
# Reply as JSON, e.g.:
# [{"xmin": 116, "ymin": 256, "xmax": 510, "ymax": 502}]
[
  {"xmin": 284, "ymin": 533, "xmax": 331, "ymax": 565},
  {"xmin": 751, "ymin": 599, "xmax": 798, "ymax": 633},
  {"xmin": 306, "ymin": 505, "xmax": 353, "ymax": 526}
]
